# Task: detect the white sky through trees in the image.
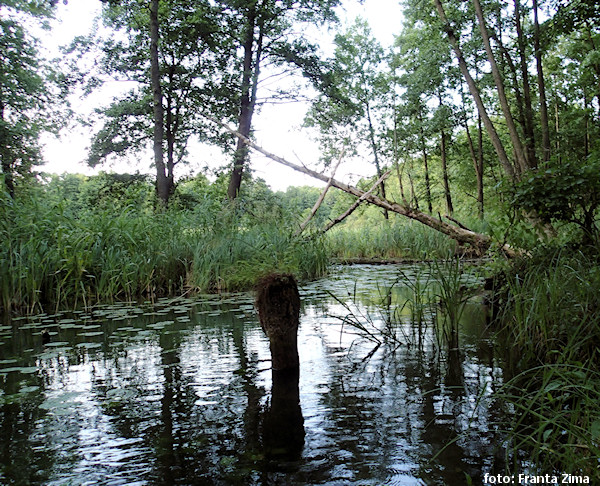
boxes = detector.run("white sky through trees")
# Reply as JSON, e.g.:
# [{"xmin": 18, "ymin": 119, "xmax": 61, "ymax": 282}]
[{"xmin": 39, "ymin": 0, "xmax": 403, "ymax": 191}]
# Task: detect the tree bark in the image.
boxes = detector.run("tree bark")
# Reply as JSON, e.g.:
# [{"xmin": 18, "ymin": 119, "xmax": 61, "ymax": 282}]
[
  {"xmin": 227, "ymin": 6, "xmax": 262, "ymax": 200},
  {"xmin": 417, "ymin": 109, "xmax": 433, "ymax": 213},
  {"xmin": 472, "ymin": 0, "xmax": 529, "ymax": 175},
  {"xmin": 149, "ymin": 0, "xmax": 169, "ymax": 207},
  {"xmin": 321, "ymin": 170, "xmax": 390, "ymax": 234},
  {"xmin": 255, "ymin": 273, "xmax": 301, "ymax": 371},
  {"xmin": 533, "ymin": 0, "xmax": 551, "ymax": 163},
  {"xmin": 440, "ymin": 128, "xmax": 453, "ymax": 216},
  {"xmin": 295, "ymin": 154, "xmax": 343, "ymax": 236},
  {"xmin": 514, "ymin": 0, "xmax": 538, "ymax": 168},
  {"xmin": 433, "ymin": 0, "xmax": 516, "ymax": 181}
]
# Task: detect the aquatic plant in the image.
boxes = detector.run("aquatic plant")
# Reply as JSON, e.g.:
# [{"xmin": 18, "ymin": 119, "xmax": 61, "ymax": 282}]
[
  {"xmin": 430, "ymin": 257, "xmax": 481, "ymax": 347},
  {"xmin": 491, "ymin": 248, "xmax": 600, "ymax": 479},
  {"xmin": 0, "ymin": 192, "xmax": 328, "ymax": 313},
  {"xmin": 326, "ymin": 219, "xmax": 457, "ymax": 261}
]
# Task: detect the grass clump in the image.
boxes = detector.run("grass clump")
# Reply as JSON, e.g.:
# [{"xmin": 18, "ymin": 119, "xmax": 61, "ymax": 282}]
[
  {"xmin": 327, "ymin": 219, "xmax": 457, "ymax": 261},
  {"xmin": 491, "ymin": 247, "xmax": 600, "ymax": 479},
  {"xmin": 190, "ymin": 223, "xmax": 328, "ymax": 293}
]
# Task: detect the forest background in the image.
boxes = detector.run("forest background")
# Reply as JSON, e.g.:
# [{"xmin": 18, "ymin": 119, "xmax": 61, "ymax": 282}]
[{"xmin": 2, "ymin": 0, "xmax": 600, "ymax": 477}]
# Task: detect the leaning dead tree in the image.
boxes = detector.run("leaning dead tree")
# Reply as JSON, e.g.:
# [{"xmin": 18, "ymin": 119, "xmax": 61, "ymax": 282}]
[
  {"xmin": 321, "ymin": 170, "xmax": 391, "ymax": 234},
  {"xmin": 204, "ymin": 114, "xmax": 517, "ymax": 257}
]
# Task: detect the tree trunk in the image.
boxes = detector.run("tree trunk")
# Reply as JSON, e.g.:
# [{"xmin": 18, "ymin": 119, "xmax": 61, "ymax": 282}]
[
  {"xmin": 433, "ymin": 0, "xmax": 516, "ymax": 181},
  {"xmin": 227, "ymin": 7, "xmax": 262, "ymax": 200},
  {"xmin": 473, "ymin": 0, "xmax": 529, "ymax": 175},
  {"xmin": 514, "ymin": 0, "xmax": 538, "ymax": 169},
  {"xmin": 440, "ymin": 128, "xmax": 453, "ymax": 216},
  {"xmin": 255, "ymin": 273, "xmax": 301, "ymax": 371},
  {"xmin": 149, "ymin": 0, "xmax": 168, "ymax": 207},
  {"xmin": 533, "ymin": 0, "xmax": 551, "ymax": 163},
  {"xmin": 207, "ymin": 115, "xmax": 513, "ymax": 255},
  {"xmin": 366, "ymin": 103, "xmax": 388, "ymax": 219},
  {"xmin": 0, "ymin": 99, "xmax": 15, "ymax": 198},
  {"xmin": 417, "ymin": 110, "xmax": 433, "ymax": 213}
]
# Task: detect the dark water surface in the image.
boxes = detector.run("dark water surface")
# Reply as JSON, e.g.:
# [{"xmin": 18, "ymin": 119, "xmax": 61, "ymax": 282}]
[{"xmin": 0, "ymin": 264, "xmax": 509, "ymax": 485}]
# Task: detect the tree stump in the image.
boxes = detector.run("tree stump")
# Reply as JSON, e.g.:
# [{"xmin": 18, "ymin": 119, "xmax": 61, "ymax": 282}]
[{"xmin": 255, "ymin": 273, "xmax": 300, "ymax": 371}]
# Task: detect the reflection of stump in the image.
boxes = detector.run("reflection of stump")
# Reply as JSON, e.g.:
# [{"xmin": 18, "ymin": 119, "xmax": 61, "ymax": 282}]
[
  {"xmin": 255, "ymin": 273, "xmax": 300, "ymax": 371},
  {"xmin": 263, "ymin": 367, "xmax": 305, "ymax": 460}
]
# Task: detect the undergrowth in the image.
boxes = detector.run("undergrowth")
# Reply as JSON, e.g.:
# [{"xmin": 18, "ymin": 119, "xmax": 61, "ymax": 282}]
[
  {"xmin": 0, "ymin": 192, "xmax": 328, "ymax": 314},
  {"xmin": 491, "ymin": 247, "xmax": 600, "ymax": 479}
]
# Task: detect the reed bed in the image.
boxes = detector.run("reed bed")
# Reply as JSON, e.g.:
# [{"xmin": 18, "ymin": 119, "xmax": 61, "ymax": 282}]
[
  {"xmin": 327, "ymin": 219, "xmax": 457, "ymax": 260},
  {"xmin": 0, "ymin": 193, "xmax": 328, "ymax": 313},
  {"xmin": 492, "ymin": 248, "xmax": 600, "ymax": 479}
]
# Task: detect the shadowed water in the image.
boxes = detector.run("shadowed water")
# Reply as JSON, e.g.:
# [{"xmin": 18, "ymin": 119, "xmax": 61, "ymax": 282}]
[{"xmin": 0, "ymin": 264, "xmax": 509, "ymax": 485}]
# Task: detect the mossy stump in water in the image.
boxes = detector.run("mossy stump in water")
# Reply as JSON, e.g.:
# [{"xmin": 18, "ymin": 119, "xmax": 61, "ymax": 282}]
[{"xmin": 255, "ymin": 273, "xmax": 300, "ymax": 371}]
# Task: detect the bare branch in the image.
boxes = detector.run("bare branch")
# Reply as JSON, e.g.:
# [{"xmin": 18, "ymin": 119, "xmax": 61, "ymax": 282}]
[{"xmin": 295, "ymin": 149, "xmax": 345, "ymax": 236}]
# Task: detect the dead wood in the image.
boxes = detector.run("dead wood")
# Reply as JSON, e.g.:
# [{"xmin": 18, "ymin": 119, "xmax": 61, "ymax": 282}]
[
  {"xmin": 295, "ymin": 150, "xmax": 344, "ymax": 236},
  {"xmin": 204, "ymin": 114, "xmax": 519, "ymax": 258},
  {"xmin": 322, "ymin": 170, "xmax": 391, "ymax": 234}
]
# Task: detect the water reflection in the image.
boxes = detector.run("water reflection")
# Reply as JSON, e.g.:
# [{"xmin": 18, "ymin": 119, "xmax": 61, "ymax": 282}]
[
  {"xmin": 263, "ymin": 368, "xmax": 304, "ymax": 462},
  {"xmin": 0, "ymin": 264, "xmax": 511, "ymax": 485}
]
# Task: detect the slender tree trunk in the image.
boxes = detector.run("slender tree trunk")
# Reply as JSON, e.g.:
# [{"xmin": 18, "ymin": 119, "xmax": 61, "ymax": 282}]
[
  {"xmin": 0, "ymin": 157, "xmax": 15, "ymax": 198},
  {"xmin": 409, "ymin": 171, "xmax": 419, "ymax": 210},
  {"xmin": 555, "ymin": 98, "xmax": 561, "ymax": 162},
  {"xmin": 440, "ymin": 128, "xmax": 453, "ymax": 216},
  {"xmin": 366, "ymin": 103, "xmax": 388, "ymax": 219},
  {"xmin": 417, "ymin": 109, "xmax": 433, "ymax": 213},
  {"xmin": 533, "ymin": 0, "xmax": 551, "ymax": 163},
  {"xmin": 472, "ymin": 0, "xmax": 529, "ymax": 175},
  {"xmin": 477, "ymin": 116, "xmax": 484, "ymax": 217},
  {"xmin": 514, "ymin": 0, "xmax": 538, "ymax": 169},
  {"xmin": 0, "ymin": 100, "xmax": 15, "ymax": 197},
  {"xmin": 584, "ymin": 91, "xmax": 590, "ymax": 159},
  {"xmin": 165, "ymin": 73, "xmax": 177, "ymax": 199},
  {"xmin": 228, "ymin": 7, "xmax": 262, "ymax": 200},
  {"xmin": 433, "ymin": 0, "xmax": 516, "ymax": 181},
  {"xmin": 0, "ymin": 97, "xmax": 14, "ymax": 197},
  {"xmin": 149, "ymin": 0, "xmax": 169, "ymax": 207}
]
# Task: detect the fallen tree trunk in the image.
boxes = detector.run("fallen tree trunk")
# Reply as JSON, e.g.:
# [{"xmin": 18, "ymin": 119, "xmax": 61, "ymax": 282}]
[
  {"xmin": 295, "ymin": 151, "xmax": 343, "ymax": 236},
  {"xmin": 322, "ymin": 170, "xmax": 390, "ymax": 233},
  {"xmin": 204, "ymin": 114, "xmax": 518, "ymax": 257}
]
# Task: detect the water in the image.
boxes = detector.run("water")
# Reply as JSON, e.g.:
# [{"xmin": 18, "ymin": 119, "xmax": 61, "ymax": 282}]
[{"xmin": 0, "ymin": 264, "xmax": 510, "ymax": 485}]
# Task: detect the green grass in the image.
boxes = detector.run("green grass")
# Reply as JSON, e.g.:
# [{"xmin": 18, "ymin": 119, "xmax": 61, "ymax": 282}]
[
  {"xmin": 491, "ymin": 247, "xmax": 600, "ymax": 479},
  {"xmin": 326, "ymin": 219, "xmax": 457, "ymax": 260},
  {"xmin": 0, "ymin": 193, "xmax": 328, "ymax": 313},
  {"xmin": 190, "ymin": 224, "xmax": 328, "ymax": 292}
]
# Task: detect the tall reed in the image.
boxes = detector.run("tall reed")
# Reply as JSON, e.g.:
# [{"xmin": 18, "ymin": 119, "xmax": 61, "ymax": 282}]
[
  {"xmin": 492, "ymin": 248, "xmax": 600, "ymax": 479},
  {"xmin": 1, "ymin": 192, "xmax": 328, "ymax": 313},
  {"xmin": 327, "ymin": 219, "xmax": 457, "ymax": 260}
]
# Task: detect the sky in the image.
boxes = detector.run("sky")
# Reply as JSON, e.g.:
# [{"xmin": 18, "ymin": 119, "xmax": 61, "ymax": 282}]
[{"xmin": 39, "ymin": 0, "xmax": 404, "ymax": 191}]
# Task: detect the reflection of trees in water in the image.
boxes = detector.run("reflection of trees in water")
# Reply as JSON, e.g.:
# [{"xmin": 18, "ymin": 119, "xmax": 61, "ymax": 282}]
[
  {"xmin": 307, "ymin": 313, "xmax": 507, "ymax": 485},
  {"xmin": 0, "ymin": 377, "xmax": 52, "ymax": 484}
]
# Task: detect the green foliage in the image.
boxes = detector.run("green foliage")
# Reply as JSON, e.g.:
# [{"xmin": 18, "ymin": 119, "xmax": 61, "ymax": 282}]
[
  {"xmin": 327, "ymin": 219, "xmax": 457, "ymax": 260},
  {"xmin": 0, "ymin": 0, "xmax": 66, "ymax": 196},
  {"xmin": 0, "ymin": 176, "xmax": 329, "ymax": 313},
  {"xmin": 492, "ymin": 248, "xmax": 600, "ymax": 478},
  {"xmin": 513, "ymin": 156, "xmax": 600, "ymax": 242}
]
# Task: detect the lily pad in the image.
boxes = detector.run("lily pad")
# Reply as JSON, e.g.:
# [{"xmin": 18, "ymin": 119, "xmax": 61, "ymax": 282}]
[
  {"xmin": 0, "ymin": 366, "xmax": 38, "ymax": 374},
  {"xmin": 79, "ymin": 331, "xmax": 104, "ymax": 337},
  {"xmin": 76, "ymin": 342, "xmax": 103, "ymax": 349}
]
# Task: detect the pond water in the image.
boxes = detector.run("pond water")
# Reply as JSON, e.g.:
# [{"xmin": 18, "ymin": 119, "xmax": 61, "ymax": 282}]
[{"xmin": 0, "ymin": 264, "xmax": 510, "ymax": 485}]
